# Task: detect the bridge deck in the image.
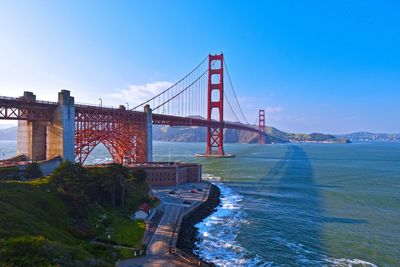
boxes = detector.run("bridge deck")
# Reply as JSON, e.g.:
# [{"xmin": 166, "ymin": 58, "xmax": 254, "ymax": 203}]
[{"xmin": 0, "ymin": 96, "xmax": 259, "ymax": 133}]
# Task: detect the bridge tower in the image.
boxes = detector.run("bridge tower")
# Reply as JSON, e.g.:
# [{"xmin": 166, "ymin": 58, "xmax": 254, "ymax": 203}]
[
  {"xmin": 258, "ymin": 109, "xmax": 266, "ymax": 144},
  {"xmin": 206, "ymin": 54, "xmax": 225, "ymax": 156}
]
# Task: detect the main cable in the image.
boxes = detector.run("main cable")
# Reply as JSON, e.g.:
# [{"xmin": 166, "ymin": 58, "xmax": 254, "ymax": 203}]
[{"xmin": 224, "ymin": 60, "xmax": 250, "ymax": 125}]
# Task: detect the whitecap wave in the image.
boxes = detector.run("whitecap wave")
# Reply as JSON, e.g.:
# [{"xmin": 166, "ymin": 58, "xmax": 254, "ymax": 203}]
[
  {"xmin": 194, "ymin": 181, "xmax": 272, "ymax": 267},
  {"xmin": 271, "ymin": 236, "xmax": 378, "ymax": 267},
  {"xmin": 326, "ymin": 257, "xmax": 378, "ymax": 267},
  {"xmin": 193, "ymin": 180, "xmax": 378, "ymax": 267}
]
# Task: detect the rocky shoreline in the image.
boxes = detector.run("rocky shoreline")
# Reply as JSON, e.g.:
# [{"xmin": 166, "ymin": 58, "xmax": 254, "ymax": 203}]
[{"xmin": 176, "ymin": 183, "xmax": 221, "ymax": 266}]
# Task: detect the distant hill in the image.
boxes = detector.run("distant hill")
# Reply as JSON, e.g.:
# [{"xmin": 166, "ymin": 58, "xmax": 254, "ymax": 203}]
[
  {"xmin": 153, "ymin": 125, "xmax": 350, "ymax": 144},
  {"xmin": 153, "ymin": 125, "xmax": 285, "ymax": 144},
  {"xmin": 0, "ymin": 126, "xmax": 17, "ymax": 140},
  {"xmin": 0, "ymin": 125, "xmax": 351, "ymax": 144},
  {"xmin": 336, "ymin": 132, "xmax": 400, "ymax": 142}
]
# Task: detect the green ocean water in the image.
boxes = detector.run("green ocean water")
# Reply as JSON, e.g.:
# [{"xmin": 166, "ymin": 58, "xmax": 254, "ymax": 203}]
[
  {"xmin": 152, "ymin": 141, "xmax": 400, "ymax": 266},
  {"xmin": 1, "ymin": 141, "xmax": 399, "ymax": 266}
]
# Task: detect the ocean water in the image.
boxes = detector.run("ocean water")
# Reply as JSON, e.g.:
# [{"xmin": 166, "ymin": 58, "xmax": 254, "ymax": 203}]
[
  {"xmin": 1, "ymin": 141, "xmax": 399, "ymax": 266},
  {"xmin": 154, "ymin": 142, "xmax": 400, "ymax": 267}
]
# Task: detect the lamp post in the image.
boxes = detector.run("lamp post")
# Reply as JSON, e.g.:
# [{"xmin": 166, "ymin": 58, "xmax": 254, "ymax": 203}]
[
  {"xmin": 126, "ymin": 102, "xmax": 129, "ymax": 110},
  {"xmin": 99, "ymin": 98, "xmax": 102, "ymax": 107}
]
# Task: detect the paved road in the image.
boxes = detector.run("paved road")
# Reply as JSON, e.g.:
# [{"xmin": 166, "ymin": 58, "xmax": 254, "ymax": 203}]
[
  {"xmin": 117, "ymin": 182, "xmax": 210, "ymax": 267},
  {"xmin": 147, "ymin": 204, "xmax": 182, "ymax": 255}
]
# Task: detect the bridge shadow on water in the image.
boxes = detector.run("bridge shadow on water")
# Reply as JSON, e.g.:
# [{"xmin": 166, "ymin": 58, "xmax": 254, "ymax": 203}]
[{"xmin": 255, "ymin": 145, "xmax": 367, "ymax": 266}]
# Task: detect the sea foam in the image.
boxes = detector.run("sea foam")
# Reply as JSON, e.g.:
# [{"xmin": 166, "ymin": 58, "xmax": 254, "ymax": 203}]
[
  {"xmin": 194, "ymin": 179, "xmax": 378, "ymax": 267},
  {"xmin": 194, "ymin": 180, "xmax": 271, "ymax": 267}
]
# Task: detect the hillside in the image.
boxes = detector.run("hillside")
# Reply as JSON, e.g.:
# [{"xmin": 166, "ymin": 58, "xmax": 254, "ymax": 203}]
[
  {"xmin": 0, "ymin": 163, "xmax": 149, "ymax": 266},
  {"xmin": 0, "ymin": 125, "xmax": 351, "ymax": 143},
  {"xmin": 153, "ymin": 125, "xmax": 285, "ymax": 144},
  {"xmin": 0, "ymin": 126, "xmax": 17, "ymax": 140},
  {"xmin": 336, "ymin": 132, "xmax": 400, "ymax": 141},
  {"xmin": 153, "ymin": 125, "xmax": 350, "ymax": 144}
]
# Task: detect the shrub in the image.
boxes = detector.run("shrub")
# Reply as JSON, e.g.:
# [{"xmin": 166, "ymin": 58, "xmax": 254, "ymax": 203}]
[{"xmin": 25, "ymin": 162, "xmax": 43, "ymax": 179}]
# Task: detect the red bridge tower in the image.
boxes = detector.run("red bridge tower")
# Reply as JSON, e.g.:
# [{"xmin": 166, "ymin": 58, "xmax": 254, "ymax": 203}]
[
  {"xmin": 258, "ymin": 109, "xmax": 266, "ymax": 144},
  {"xmin": 206, "ymin": 54, "xmax": 225, "ymax": 156}
]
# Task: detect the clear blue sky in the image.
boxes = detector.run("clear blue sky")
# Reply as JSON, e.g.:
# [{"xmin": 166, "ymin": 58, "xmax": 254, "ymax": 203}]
[{"xmin": 0, "ymin": 1, "xmax": 399, "ymax": 133}]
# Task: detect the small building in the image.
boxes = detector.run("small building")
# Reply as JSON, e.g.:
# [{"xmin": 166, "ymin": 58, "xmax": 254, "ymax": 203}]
[
  {"xmin": 133, "ymin": 202, "xmax": 151, "ymax": 220},
  {"xmin": 126, "ymin": 162, "xmax": 202, "ymax": 186}
]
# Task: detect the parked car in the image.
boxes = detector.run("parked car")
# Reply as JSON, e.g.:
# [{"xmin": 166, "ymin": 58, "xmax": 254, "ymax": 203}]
[
  {"xmin": 183, "ymin": 200, "xmax": 192, "ymax": 205},
  {"xmin": 169, "ymin": 190, "xmax": 176, "ymax": 195},
  {"xmin": 190, "ymin": 189, "xmax": 197, "ymax": 193}
]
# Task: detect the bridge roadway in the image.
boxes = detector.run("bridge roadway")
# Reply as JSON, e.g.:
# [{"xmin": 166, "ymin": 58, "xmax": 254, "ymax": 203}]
[
  {"xmin": 117, "ymin": 182, "xmax": 211, "ymax": 267},
  {"xmin": 0, "ymin": 92, "xmax": 263, "ymax": 164},
  {"xmin": 0, "ymin": 94, "xmax": 259, "ymax": 133}
]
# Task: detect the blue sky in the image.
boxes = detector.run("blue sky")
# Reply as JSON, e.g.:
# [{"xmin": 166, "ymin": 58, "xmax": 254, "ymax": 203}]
[{"xmin": 0, "ymin": 1, "xmax": 399, "ymax": 133}]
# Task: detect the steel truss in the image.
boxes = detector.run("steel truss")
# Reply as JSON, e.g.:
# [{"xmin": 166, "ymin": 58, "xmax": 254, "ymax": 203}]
[{"xmin": 74, "ymin": 105, "xmax": 148, "ymax": 164}]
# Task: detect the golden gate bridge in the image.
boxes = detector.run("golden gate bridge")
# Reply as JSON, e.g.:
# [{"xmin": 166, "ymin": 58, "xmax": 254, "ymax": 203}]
[{"xmin": 0, "ymin": 54, "xmax": 266, "ymax": 164}]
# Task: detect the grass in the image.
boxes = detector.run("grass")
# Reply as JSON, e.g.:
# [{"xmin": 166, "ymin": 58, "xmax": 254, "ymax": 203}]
[
  {"xmin": 98, "ymin": 214, "xmax": 145, "ymax": 248},
  {"xmin": 0, "ymin": 171, "xmax": 149, "ymax": 265},
  {"xmin": 115, "ymin": 247, "xmax": 146, "ymax": 259},
  {"xmin": 0, "ymin": 178, "xmax": 75, "ymax": 243},
  {"xmin": 2, "ymin": 176, "xmax": 53, "ymax": 186}
]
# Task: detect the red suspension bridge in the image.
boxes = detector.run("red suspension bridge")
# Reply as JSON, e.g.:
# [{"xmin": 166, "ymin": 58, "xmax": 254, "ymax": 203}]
[{"xmin": 0, "ymin": 54, "xmax": 266, "ymax": 164}]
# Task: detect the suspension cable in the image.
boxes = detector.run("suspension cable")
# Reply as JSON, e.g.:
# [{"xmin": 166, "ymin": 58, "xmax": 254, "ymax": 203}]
[
  {"xmin": 153, "ymin": 69, "xmax": 208, "ymax": 111},
  {"xmin": 224, "ymin": 60, "xmax": 250, "ymax": 124},
  {"xmin": 224, "ymin": 92, "xmax": 241, "ymax": 122},
  {"xmin": 132, "ymin": 56, "xmax": 208, "ymax": 110}
]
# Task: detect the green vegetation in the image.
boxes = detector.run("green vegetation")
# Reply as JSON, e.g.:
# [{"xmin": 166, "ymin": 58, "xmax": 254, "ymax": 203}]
[
  {"xmin": 0, "ymin": 166, "xmax": 20, "ymax": 180},
  {"xmin": 0, "ymin": 236, "xmax": 97, "ymax": 267},
  {"xmin": 0, "ymin": 162, "xmax": 149, "ymax": 266},
  {"xmin": 0, "ymin": 162, "xmax": 43, "ymax": 180},
  {"xmin": 25, "ymin": 162, "xmax": 43, "ymax": 179},
  {"xmin": 97, "ymin": 216, "xmax": 145, "ymax": 247},
  {"xmin": 0, "ymin": 178, "xmax": 74, "ymax": 243}
]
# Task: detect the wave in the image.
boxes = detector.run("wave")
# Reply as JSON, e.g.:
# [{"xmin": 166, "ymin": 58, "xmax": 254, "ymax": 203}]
[
  {"xmin": 326, "ymin": 258, "xmax": 378, "ymax": 267},
  {"xmin": 193, "ymin": 180, "xmax": 378, "ymax": 267},
  {"xmin": 271, "ymin": 235, "xmax": 377, "ymax": 267},
  {"xmin": 194, "ymin": 181, "xmax": 271, "ymax": 267}
]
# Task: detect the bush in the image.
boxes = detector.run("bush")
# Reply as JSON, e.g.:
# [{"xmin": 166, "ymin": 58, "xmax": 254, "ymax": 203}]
[
  {"xmin": 25, "ymin": 162, "xmax": 43, "ymax": 179},
  {"xmin": 0, "ymin": 166, "xmax": 21, "ymax": 180},
  {"xmin": 0, "ymin": 236, "xmax": 88, "ymax": 267},
  {"xmin": 0, "ymin": 235, "xmax": 115, "ymax": 267}
]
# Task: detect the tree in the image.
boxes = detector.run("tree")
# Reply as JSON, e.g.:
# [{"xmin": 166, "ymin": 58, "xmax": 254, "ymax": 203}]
[
  {"xmin": 107, "ymin": 164, "xmax": 130, "ymax": 208},
  {"xmin": 101, "ymin": 177, "xmax": 116, "ymax": 208},
  {"xmin": 118, "ymin": 173, "xmax": 126, "ymax": 208},
  {"xmin": 52, "ymin": 161, "xmax": 87, "ymax": 196},
  {"xmin": 25, "ymin": 162, "xmax": 42, "ymax": 179},
  {"xmin": 130, "ymin": 169, "xmax": 147, "ymax": 184}
]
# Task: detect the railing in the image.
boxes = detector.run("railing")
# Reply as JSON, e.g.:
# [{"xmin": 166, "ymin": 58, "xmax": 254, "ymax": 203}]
[
  {"xmin": 75, "ymin": 102, "xmax": 146, "ymax": 114},
  {"xmin": 169, "ymin": 247, "xmax": 210, "ymax": 267},
  {"xmin": 0, "ymin": 95, "xmax": 57, "ymax": 105},
  {"xmin": 76, "ymin": 101, "xmax": 117, "ymax": 109}
]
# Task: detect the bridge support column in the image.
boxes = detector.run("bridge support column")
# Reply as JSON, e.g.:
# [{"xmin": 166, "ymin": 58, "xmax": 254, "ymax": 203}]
[
  {"xmin": 258, "ymin": 109, "xmax": 266, "ymax": 144},
  {"xmin": 17, "ymin": 92, "xmax": 47, "ymax": 161},
  {"xmin": 206, "ymin": 54, "xmax": 225, "ymax": 156},
  {"xmin": 144, "ymin": 104, "xmax": 153, "ymax": 162},
  {"xmin": 46, "ymin": 90, "xmax": 75, "ymax": 161}
]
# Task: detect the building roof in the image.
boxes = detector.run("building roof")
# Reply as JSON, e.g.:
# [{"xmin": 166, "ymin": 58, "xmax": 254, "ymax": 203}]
[
  {"xmin": 127, "ymin": 161, "xmax": 200, "ymax": 168},
  {"xmin": 138, "ymin": 202, "xmax": 150, "ymax": 213}
]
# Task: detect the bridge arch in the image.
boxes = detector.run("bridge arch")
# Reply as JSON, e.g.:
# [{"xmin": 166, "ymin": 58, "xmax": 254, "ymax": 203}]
[{"xmin": 74, "ymin": 106, "xmax": 148, "ymax": 164}]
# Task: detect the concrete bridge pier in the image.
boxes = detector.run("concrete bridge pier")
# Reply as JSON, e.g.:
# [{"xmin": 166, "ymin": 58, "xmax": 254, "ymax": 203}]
[
  {"xmin": 16, "ymin": 90, "xmax": 75, "ymax": 162},
  {"xmin": 17, "ymin": 92, "xmax": 47, "ymax": 161},
  {"xmin": 46, "ymin": 90, "xmax": 75, "ymax": 161}
]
